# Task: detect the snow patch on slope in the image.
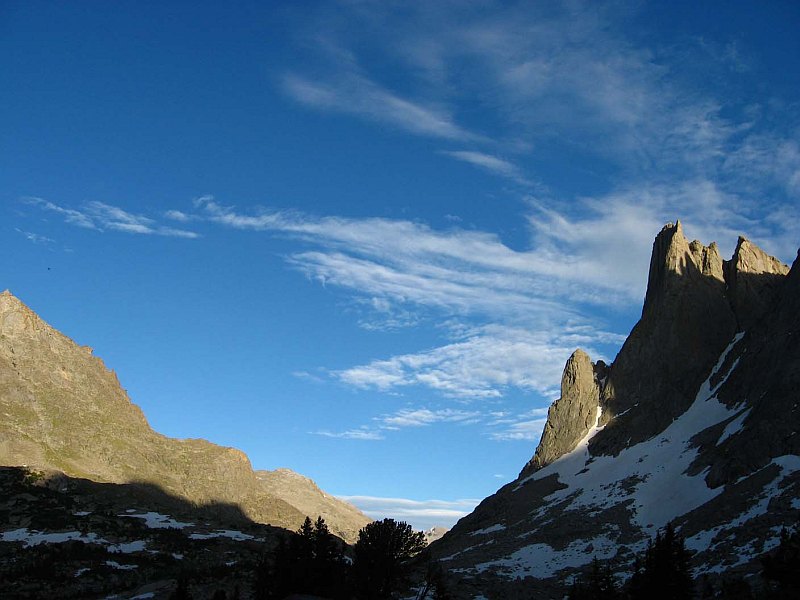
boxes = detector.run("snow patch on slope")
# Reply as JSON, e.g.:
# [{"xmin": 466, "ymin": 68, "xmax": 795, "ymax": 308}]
[
  {"xmin": 120, "ymin": 512, "xmax": 193, "ymax": 529},
  {"xmin": 474, "ymin": 533, "xmax": 618, "ymax": 579},
  {"xmin": 716, "ymin": 407, "xmax": 751, "ymax": 445},
  {"xmin": 516, "ymin": 333, "xmax": 747, "ymax": 531},
  {"xmin": 188, "ymin": 529, "xmax": 254, "ymax": 541},
  {"xmin": 686, "ymin": 455, "xmax": 800, "ymax": 561},
  {"xmin": 0, "ymin": 529, "xmax": 107, "ymax": 547},
  {"xmin": 471, "ymin": 524, "xmax": 506, "ymax": 536},
  {"xmin": 464, "ymin": 333, "xmax": 755, "ymax": 578}
]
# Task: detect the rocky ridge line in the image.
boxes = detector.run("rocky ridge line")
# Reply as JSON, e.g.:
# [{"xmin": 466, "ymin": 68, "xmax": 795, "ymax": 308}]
[{"xmin": 0, "ymin": 290, "xmax": 370, "ymax": 543}]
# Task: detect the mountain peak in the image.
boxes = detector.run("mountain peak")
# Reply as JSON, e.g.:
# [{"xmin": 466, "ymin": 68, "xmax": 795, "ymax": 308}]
[
  {"xmin": 431, "ymin": 224, "xmax": 800, "ymax": 596},
  {"xmin": 723, "ymin": 236, "xmax": 789, "ymax": 330},
  {"xmin": 520, "ymin": 348, "xmax": 601, "ymax": 476},
  {"xmin": 643, "ymin": 221, "xmax": 725, "ymax": 317}
]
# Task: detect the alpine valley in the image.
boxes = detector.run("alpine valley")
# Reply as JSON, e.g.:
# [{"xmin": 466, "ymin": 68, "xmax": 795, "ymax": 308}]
[
  {"xmin": 428, "ymin": 222, "xmax": 800, "ymax": 598},
  {"xmin": 1, "ymin": 221, "xmax": 799, "ymax": 599}
]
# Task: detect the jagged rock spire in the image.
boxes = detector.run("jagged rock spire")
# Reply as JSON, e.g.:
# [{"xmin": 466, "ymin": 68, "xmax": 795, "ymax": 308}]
[
  {"xmin": 724, "ymin": 236, "xmax": 789, "ymax": 330},
  {"xmin": 520, "ymin": 349, "xmax": 602, "ymax": 476}
]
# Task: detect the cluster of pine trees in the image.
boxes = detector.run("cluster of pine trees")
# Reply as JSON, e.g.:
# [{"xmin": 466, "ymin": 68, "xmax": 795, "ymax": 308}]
[
  {"xmin": 252, "ymin": 516, "xmax": 438, "ymax": 600},
  {"xmin": 566, "ymin": 522, "xmax": 800, "ymax": 600}
]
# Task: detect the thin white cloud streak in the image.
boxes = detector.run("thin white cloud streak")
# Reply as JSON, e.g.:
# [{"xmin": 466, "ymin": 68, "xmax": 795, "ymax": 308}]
[
  {"xmin": 441, "ymin": 150, "xmax": 531, "ymax": 185},
  {"xmin": 26, "ymin": 198, "xmax": 200, "ymax": 239},
  {"xmin": 337, "ymin": 495, "xmax": 480, "ymax": 530},
  {"xmin": 24, "ymin": 197, "xmax": 97, "ymax": 229},
  {"xmin": 488, "ymin": 407, "xmax": 550, "ymax": 442},
  {"xmin": 310, "ymin": 407, "xmax": 484, "ymax": 444},
  {"xmin": 194, "ymin": 187, "xmax": 800, "ymax": 322},
  {"xmin": 283, "ymin": 73, "xmax": 474, "ymax": 141},
  {"xmin": 15, "ymin": 228, "xmax": 54, "ymax": 245},
  {"xmin": 377, "ymin": 408, "xmax": 482, "ymax": 429},
  {"xmin": 164, "ymin": 209, "xmax": 196, "ymax": 223},
  {"xmin": 312, "ymin": 429, "xmax": 384, "ymax": 441}
]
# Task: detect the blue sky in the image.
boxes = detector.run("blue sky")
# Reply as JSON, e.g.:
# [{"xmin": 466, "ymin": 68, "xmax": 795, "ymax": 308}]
[{"xmin": 2, "ymin": 1, "xmax": 799, "ymax": 530}]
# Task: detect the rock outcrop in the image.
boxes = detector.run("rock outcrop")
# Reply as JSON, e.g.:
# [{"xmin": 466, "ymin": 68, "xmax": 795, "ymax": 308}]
[
  {"xmin": 255, "ymin": 468, "xmax": 370, "ymax": 542},
  {"xmin": 592, "ymin": 222, "xmax": 738, "ymax": 456},
  {"xmin": 429, "ymin": 225, "xmax": 799, "ymax": 598},
  {"xmin": 520, "ymin": 349, "xmax": 602, "ymax": 476},
  {"xmin": 0, "ymin": 291, "xmax": 369, "ymax": 543},
  {"xmin": 723, "ymin": 236, "xmax": 790, "ymax": 330}
]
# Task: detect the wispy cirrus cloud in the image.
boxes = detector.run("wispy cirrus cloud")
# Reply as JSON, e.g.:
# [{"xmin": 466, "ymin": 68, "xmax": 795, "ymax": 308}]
[
  {"xmin": 193, "ymin": 195, "xmax": 645, "ymax": 309},
  {"xmin": 15, "ymin": 228, "xmax": 55, "ymax": 245},
  {"xmin": 310, "ymin": 408, "xmax": 482, "ymax": 443},
  {"xmin": 286, "ymin": 1, "xmax": 800, "ymax": 208},
  {"xmin": 24, "ymin": 198, "xmax": 199, "ymax": 239},
  {"xmin": 25, "ymin": 197, "xmax": 97, "ymax": 229},
  {"xmin": 377, "ymin": 408, "xmax": 481, "ymax": 429},
  {"xmin": 441, "ymin": 150, "xmax": 532, "ymax": 185},
  {"xmin": 283, "ymin": 72, "xmax": 474, "ymax": 141},
  {"xmin": 488, "ymin": 407, "xmax": 550, "ymax": 442},
  {"xmin": 312, "ymin": 429, "xmax": 384, "ymax": 441},
  {"xmin": 182, "ymin": 189, "xmax": 799, "ymax": 408}
]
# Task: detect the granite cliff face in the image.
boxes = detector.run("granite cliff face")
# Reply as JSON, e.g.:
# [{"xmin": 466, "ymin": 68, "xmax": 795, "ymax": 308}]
[
  {"xmin": 0, "ymin": 291, "xmax": 369, "ymax": 543},
  {"xmin": 431, "ymin": 224, "xmax": 799, "ymax": 598},
  {"xmin": 520, "ymin": 349, "xmax": 604, "ymax": 476}
]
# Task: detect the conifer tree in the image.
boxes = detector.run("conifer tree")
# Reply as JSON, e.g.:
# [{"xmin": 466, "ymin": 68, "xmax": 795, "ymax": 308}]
[
  {"xmin": 628, "ymin": 522, "xmax": 693, "ymax": 600},
  {"xmin": 567, "ymin": 558, "xmax": 619, "ymax": 600},
  {"xmin": 353, "ymin": 518, "xmax": 427, "ymax": 599},
  {"xmin": 761, "ymin": 522, "xmax": 800, "ymax": 598}
]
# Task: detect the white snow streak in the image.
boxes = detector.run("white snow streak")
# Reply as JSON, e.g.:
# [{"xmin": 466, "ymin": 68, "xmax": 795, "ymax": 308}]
[
  {"xmin": 0, "ymin": 529, "xmax": 107, "ymax": 547},
  {"xmin": 716, "ymin": 407, "xmax": 751, "ymax": 445},
  {"xmin": 470, "ymin": 524, "xmax": 506, "ymax": 536},
  {"xmin": 120, "ymin": 512, "xmax": 193, "ymax": 529},
  {"xmin": 188, "ymin": 529, "xmax": 254, "ymax": 541}
]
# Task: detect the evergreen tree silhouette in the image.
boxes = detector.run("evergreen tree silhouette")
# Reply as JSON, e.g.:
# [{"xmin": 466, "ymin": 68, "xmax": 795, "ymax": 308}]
[
  {"xmin": 169, "ymin": 576, "xmax": 193, "ymax": 600},
  {"xmin": 628, "ymin": 523, "xmax": 693, "ymax": 600},
  {"xmin": 567, "ymin": 557, "xmax": 619, "ymax": 600},
  {"xmin": 761, "ymin": 522, "xmax": 800, "ymax": 598},
  {"xmin": 255, "ymin": 516, "xmax": 349, "ymax": 599},
  {"xmin": 353, "ymin": 518, "xmax": 426, "ymax": 599}
]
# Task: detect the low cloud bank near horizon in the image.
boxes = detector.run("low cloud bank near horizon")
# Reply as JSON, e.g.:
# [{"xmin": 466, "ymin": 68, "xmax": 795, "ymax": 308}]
[{"xmin": 338, "ymin": 495, "xmax": 481, "ymax": 531}]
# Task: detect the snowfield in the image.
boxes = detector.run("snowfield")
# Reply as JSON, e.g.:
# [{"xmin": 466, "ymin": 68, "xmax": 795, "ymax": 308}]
[{"xmin": 467, "ymin": 332, "xmax": 800, "ymax": 578}]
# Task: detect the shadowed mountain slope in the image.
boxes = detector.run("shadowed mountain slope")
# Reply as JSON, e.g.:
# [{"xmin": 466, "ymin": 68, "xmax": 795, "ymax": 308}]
[{"xmin": 0, "ymin": 291, "xmax": 369, "ymax": 544}]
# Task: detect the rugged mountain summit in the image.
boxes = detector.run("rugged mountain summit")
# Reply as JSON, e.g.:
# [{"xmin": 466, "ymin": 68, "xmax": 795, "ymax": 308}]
[
  {"xmin": 521, "ymin": 349, "xmax": 604, "ymax": 475},
  {"xmin": 431, "ymin": 224, "xmax": 799, "ymax": 598},
  {"xmin": 0, "ymin": 291, "xmax": 369, "ymax": 543},
  {"xmin": 593, "ymin": 221, "xmax": 738, "ymax": 456}
]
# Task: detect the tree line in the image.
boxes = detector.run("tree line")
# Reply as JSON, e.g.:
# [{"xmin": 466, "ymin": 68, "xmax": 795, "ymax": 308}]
[
  {"xmin": 252, "ymin": 516, "xmax": 440, "ymax": 600},
  {"xmin": 167, "ymin": 517, "xmax": 798, "ymax": 599},
  {"xmin": 567, "ymin": 521, "xmax": 800, "ymax": 600}
]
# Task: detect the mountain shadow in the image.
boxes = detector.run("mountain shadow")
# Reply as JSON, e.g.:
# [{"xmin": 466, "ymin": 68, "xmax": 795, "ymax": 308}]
[{"xmin": 0, "ymin": 465, "xmax": 290, "ymax": 599}]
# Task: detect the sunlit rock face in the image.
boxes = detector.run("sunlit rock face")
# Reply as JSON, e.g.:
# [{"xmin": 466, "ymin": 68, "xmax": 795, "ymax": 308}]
[
  {"xmin": 0, "ymin": 290, "xmax": 369, "ymax": 544},
  {"xmin": 519, "ymin": 348, "xmax": 602, "ymax": 477},
  {"xmin": 430, "ymin": 225, "xmax": 799, "ymax": 599}
]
